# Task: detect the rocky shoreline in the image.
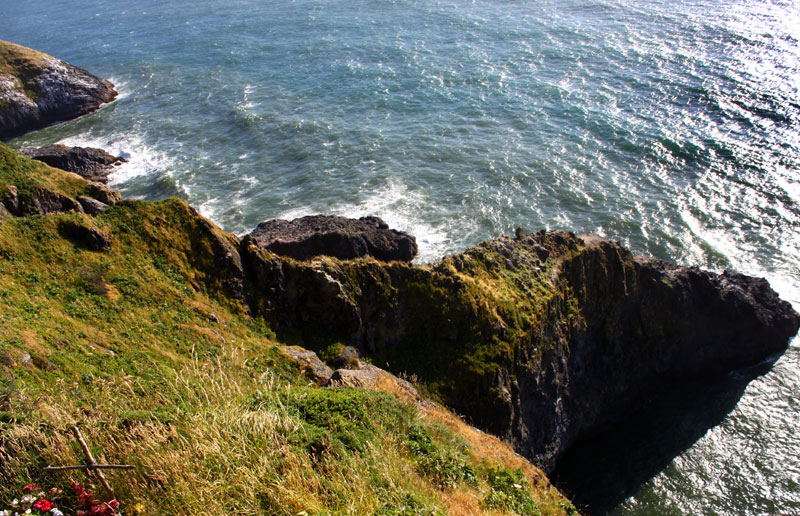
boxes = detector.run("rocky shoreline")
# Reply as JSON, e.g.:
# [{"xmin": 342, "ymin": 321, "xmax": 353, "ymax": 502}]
[{"xmin": 2, "ymin": 39, "xmax": 799, "ymax": 497}]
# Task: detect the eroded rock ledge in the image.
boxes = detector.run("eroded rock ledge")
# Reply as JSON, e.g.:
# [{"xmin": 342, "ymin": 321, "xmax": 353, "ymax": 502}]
[{"xmin": 0, "ymin": 40, "xmax": 117, "ymax": 139}]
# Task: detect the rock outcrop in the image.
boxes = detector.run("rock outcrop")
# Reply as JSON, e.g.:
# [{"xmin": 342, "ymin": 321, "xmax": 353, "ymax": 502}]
[
  {"xmin": 248, "ymin": 214, "xmax": 418, "ymax": 262},
  {"xmin": 280, "ymin": 345, "xmax": 421, "ymax": 402},
  {"xmin": 238, "ymin": 230, "xmax": 800, "ymax": 471},
  {"xmin": 0, "ymin": 40, "xmax": 117, "ymax": 139},
  {"xmin": 19, "ymin": 144, "xmax": 125, "ymax": 183},
  {"xmin": 1, "ymin": 144, "xmax": 121, "ymax": 217}
]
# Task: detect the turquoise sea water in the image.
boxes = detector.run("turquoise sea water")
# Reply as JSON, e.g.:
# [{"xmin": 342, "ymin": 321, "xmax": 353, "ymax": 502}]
[{"xmin": 3, "ymin": 0, "xmax": 799, "ymax": 513}]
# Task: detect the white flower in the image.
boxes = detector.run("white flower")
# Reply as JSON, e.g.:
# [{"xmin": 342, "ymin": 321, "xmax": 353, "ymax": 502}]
[
  {"xmin": 10, "ymin": 500, "xmax": 18, "ymax": 508},
  {"xmin": 50, "ymin": 511, "xmax": 63, "ymax": 516}
]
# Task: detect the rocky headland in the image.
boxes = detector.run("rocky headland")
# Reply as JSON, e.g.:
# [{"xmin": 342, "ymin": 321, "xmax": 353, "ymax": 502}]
[
  {"xmin": 5, "ymin": 140, "xmax": 795, "ymax": 472},
  {"xmin": 0, "ymin": 40, "xmax": 117, "ymax": 139},
  {"xmin": 237, "ymin": 226, "xmax": 800, "ymax": 471},
  {"xmin": 2, "ymin": 42, "xmax": 799, "ymax": 515}
]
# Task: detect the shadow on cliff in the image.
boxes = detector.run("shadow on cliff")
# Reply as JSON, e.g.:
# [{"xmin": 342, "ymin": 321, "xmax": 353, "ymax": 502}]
[{"xmin": 550, "ymin": 356, "xmax": 780, "ymax": 516}]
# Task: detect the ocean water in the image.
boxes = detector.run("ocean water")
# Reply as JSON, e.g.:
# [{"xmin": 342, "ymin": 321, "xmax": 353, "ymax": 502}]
[{"xmin": 3, "ymin": 0, "xmax": 799, "ymax": 513}]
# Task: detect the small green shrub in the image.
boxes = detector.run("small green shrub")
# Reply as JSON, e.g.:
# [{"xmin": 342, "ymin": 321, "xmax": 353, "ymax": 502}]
[
  {"xmin": 375, "ymin": 493, "xmax": 443, "ymax": 516},
  {"xmin": 251, "ymin": 386, "xmax": 411, "ymax": 453},
  {"xmin": 405, "ymin": 424, "xmax": 477, "ymax": 488},
  {"xmin": 482, "ymin": 466, "xmax": 541, "ymax": 515}
]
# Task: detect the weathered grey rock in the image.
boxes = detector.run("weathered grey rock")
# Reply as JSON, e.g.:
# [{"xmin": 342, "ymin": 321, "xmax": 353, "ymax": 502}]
[
  {"xmin": 0, "ymin": 40, "xmax": 117, "ymax": 139},
  {"xmin": 325, "ymin": 362, "xmax": 421, "ymax": 402},
  {"xmin": 30, "ymin": 187, "xmax": 83, "ymax": 215},
  {"xmin": 86, "ymin": 183, "xmax": 121, "ymax": 206},
  {"xmin": 280, "ymin": 346, "xmax": 334, "ymax": 385},
  {"xmin": 19, "ymin": 144, "xmax": 125, "ymax": 183},
  {"xmin": 1, "ymin": 184, "xmax": 18, "ymax": 215},
  {"xmin": 0, "ymin": 201, "xmax": 10, "ymax": 220},
  {"xmin": 2, "ymin": 183, "xmax": 85, "ymax": 217},
  {"xmin": 77, "ymin": 196, "xmax": 109, "ymax": 215},
  {"xmin": 58, "ymin": 219, "xmax": 111, "ymax": 251},
  {"xmin": 248, "ymin": 215, "xmax": 417, "ymax": 262}
]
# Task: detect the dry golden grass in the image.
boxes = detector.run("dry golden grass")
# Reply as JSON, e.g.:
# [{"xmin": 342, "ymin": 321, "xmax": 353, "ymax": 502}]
[{"xmin": 0, "ymin": 143, "xmax": 577, "ymax": 515}]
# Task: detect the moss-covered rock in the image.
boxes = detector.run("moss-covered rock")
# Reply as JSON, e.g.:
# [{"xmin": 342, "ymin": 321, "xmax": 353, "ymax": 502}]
[{"xmin": 242, "ymin": 227, "xmax": 800, "ymax": 472}]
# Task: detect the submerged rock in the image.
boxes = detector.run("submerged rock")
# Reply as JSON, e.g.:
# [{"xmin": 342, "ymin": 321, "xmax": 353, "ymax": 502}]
[
  {"xmin": 248, "ymin": 214, "xmax": 417, "ymax": 262},
  {"xmin": 19, "ymin": 144, "xmax": 125, "ymax": 183},
  {"xmin": 0, "ymin": 40, "xmax": 117, "ymax": 139}
]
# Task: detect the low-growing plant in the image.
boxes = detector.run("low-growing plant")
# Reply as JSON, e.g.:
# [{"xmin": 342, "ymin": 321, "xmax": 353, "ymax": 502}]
[
  {"xmin": 482, "ymin": 466, "xmax": 542, "ymax": 515},
  {"xmin": 404, "ymin": 424, "xmax": 477, "ymax": 488}
]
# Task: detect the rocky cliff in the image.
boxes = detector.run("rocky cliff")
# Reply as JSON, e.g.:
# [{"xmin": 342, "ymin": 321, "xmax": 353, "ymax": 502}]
[
  {"xmin": 235, "ymin": 229, "xmax": 800, "ymax": 472},
  {"xmin": 1, "ymin": 144, "xmax": 580, "ymax": 515},
  {"xmin": 4, "ymin": 132, "xmax": 797, "ymax": 474},
  {"xmin": 0, "ymin": 40, "xmax": 117, "ymax": 139}
]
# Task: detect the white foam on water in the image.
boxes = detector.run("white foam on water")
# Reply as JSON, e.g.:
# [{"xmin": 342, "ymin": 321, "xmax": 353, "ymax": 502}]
[
  {"xmin": 197, "ymin": 197, "xmax": 220, "ymax": 221},
  {"xmin": 107, "ymin": 77, "xmax": 132, "ymax": 101},
  {"xmin": 57, "ymin": 133, "xmax": 176, "ymax": 185},
  {"xmin": 680, "ymin": 208, "xmax": 800, "ymax": 310}
]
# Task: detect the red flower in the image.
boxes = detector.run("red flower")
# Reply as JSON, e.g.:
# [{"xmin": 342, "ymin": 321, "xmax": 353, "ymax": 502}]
[
  {"xmin": 23, "ymin": 483, "xmax": 40, "ymax": 493},
  {"xmin": 33, "ymin": 499, "xmax": 55, "ymax": 512},
  {"xmin": 70, "ymin": 480, "xmax": 118, "ymax": 515}
]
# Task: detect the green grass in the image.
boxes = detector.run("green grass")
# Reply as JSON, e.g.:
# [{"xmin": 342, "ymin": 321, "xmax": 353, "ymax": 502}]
[{"xmin": 0, "ymin": 144, "xmax": 575, "ymax": 515}]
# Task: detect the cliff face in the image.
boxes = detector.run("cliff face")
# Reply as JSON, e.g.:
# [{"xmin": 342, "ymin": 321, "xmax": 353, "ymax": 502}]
[
  {"xmin": 237, "ymin": 230, "xmax": 800, "ymax": 471},
  {"xmin": 0, "ymin": 40, "xmax": 117, "ymax": 139}
]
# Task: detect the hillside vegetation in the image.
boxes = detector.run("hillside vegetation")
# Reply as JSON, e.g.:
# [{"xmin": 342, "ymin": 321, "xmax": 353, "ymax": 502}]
[{"xmin": 0, "ymin": 143, "xmax": 576, "ymax": 516}]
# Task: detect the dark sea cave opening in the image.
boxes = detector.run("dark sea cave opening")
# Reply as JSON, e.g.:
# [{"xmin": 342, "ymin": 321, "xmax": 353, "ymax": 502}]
[{"xmin": 550, "ymin": 356, "xmax": 780, "ymax": 515}]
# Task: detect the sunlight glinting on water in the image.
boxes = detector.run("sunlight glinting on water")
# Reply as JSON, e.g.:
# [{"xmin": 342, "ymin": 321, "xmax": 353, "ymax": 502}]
[{"xmin": 5, "ymin": 0, "xmax": 800, "ymax": 513}]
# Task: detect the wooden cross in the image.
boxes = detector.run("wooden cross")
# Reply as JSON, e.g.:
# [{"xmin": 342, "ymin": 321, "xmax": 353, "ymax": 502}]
[{"xmin": 43, "ymin": 426, "xmax": 134, "ymax": 499}]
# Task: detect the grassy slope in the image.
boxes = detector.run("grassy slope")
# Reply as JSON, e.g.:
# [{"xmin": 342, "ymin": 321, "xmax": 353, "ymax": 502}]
[
  {"xmin": 0, "ymin": 40, "xmax": 51, "ymax": 103},
  {"xmin": 0, "ymin": 144, "xmax": 575, "ymax": 516}
]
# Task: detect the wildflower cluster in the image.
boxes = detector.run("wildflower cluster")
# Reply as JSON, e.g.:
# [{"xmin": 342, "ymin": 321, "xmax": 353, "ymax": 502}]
[
  {"xmin": 1, "ymin": 484, "xmax": 63, "ymax": 516},
  {"xmin": 71, "ymin": 481, "xmax": 119, "ymax": 516}
]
